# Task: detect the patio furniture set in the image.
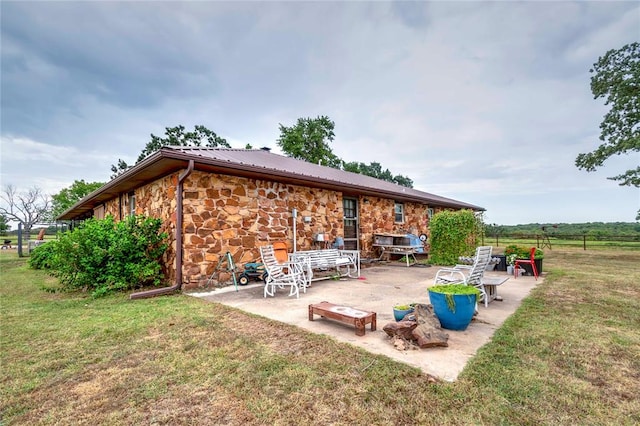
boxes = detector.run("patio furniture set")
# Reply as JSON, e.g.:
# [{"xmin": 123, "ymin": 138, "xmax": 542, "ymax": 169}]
[
  {"xmin": 257, "ymin": 243, "xmax": 535, "ymax": 335},
  {"xmin": 259, "ymin": 244, "xmax": 361, "ymax": 299}
]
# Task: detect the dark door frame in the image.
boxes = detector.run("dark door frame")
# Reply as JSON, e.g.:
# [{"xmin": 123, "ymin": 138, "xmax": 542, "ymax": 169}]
[{"xmin": 343, "ymin": 197, "xmax": 359, "ymax": 250}]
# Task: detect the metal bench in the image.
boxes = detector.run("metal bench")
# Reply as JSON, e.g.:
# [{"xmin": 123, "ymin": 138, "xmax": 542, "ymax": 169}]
[{"xmin": 290, "ymin": 249, "xmax": 360, "ymax": 284}]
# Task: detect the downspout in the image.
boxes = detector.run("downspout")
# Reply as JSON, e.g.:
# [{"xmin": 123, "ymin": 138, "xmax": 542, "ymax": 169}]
[
  {"xmin": 130, "ymin": 159, "xmax": 195, "ymax": 299},
  {"xmin": 292, "ymin": 208, "xmax": 297, "ymax": 252}
]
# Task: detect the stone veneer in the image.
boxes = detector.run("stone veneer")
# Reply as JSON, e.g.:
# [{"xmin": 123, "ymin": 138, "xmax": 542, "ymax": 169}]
[
  {"xmin": 357, "ymin": 197, "xmax": 437, "ymax": 255},
  {"xmin": 103, "ymin": 173, "xmax": 179, "ymax": 283},
  {"xmin": 100, "ymin": 169, "xmax": 440, "ymax": 290}
]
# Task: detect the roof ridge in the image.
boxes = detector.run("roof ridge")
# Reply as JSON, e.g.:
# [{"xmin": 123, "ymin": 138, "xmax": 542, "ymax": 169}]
[
  {"xmin": 167, "ymin": 146, "xmax": 262, "ymax": 152},
  {"xmin": 163, "ymin": 146, "xmax": 481, "ymax": 208},
  {"xmin": 58, "ymin": 146, "xmax": 483, "ymax": 220}
]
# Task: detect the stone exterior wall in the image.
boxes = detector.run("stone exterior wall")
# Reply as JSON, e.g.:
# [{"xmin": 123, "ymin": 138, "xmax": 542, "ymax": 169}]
[
  {"xmin": 358, "ymin": 197, "xmax": 433, "ymax": 255},
  {"xmin": 102, "ymin": 173, "xmax": 180, "ymax": 283},
  {"xmin": 136, "ymin": 173, "xmax": 180, "ymax": 283},
  {"xmin": 104, "ymin": 197, "xmax": 121, "ymax": 220},
  {"xmin": 180, "ymin": 171, "xmax": 344, "ymax": 288},
  {"xmin": 98, "ymin": 168, "xmax": 445, "ymax": 290}
]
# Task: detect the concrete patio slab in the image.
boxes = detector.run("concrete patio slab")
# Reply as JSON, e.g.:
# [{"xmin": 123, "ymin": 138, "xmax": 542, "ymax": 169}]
[{"xmin": 190, "ymin": 264, "xmax": 542, "ymax": 381}]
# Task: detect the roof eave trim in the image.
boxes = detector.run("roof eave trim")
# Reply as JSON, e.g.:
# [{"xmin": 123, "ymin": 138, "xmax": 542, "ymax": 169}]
[{"xmin": 56, "ymin": 150, "xmax": 170, "ymax": 220}]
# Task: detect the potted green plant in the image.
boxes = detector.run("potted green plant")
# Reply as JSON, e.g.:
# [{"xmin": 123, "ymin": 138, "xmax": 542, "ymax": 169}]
[
  {"xmin": 393, "ymin": 304, "xmax": 415, "ymax": 321},
  {"xmin": 505, "ymin": 245, "xmax": 543, "ymax": 276},
  {"xmin": 506, "ymin": 253, "xmax": 517, "ymax": 275},
  {"xmin": 427, "ymin": 284, "xmax": 481, "ymax": 330}
]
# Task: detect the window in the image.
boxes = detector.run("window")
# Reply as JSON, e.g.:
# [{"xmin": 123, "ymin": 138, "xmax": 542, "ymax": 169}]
[
  {"xmin": 93, "ymin": 205, "xmax": 105, "ymax": 220},
  {"xmin": 128, "ymin": 192, "xmax": 136, "ymax": 216},
  {"xmin": 394, "ymin": 202, "xmax": 404, "ymax": 223},
  {"xmin": 344, "ymin": 198, "xmax": 356, "ymax": 219}
]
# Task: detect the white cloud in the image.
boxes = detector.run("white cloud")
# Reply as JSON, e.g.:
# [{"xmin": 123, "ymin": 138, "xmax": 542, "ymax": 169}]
[
  {"xmin": 1, "ymin": 1, "xmax": 638, "ymax": 224},
  {"xmin": 1, "ymin": 136, "xmax": 113, "ymax": 194}
]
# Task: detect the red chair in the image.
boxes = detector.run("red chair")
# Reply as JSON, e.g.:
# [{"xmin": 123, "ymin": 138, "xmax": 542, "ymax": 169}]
[{"xmin": 514, "ymin": 247, "xmax": 539, "ymax": 280}]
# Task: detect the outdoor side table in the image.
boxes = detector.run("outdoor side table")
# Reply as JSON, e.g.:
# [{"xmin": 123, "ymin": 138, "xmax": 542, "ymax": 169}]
[
  {"xmin": 308, "ymin": 301, "xmax": 376, "ymax": 336},
  {"xmin": 482, "ymin": 277, "xmax": 510, "ymax": 306}
]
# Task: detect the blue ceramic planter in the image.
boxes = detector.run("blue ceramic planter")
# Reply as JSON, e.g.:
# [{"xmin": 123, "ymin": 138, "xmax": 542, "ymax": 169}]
[
  {"xmin": 428, "ymin": 290, "xmax": 476, "ymax": 331},
  {"xmin": 393, "ymin": 306, "xmax": 414, "ymax": 322}
]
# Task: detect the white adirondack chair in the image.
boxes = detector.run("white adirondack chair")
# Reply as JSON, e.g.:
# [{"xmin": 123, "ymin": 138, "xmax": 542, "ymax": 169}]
[
  {"xmin": 434, "ymin": 246, "xmax": 493, "ymax": 307},
  {"xmin": 259, "ymin": 245, "xmax": 306, "ymax": 298}
]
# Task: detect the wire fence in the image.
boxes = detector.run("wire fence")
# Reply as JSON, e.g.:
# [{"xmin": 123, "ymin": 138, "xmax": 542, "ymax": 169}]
[
  {"xmin": 482, "ymin": 234, "xmax": 640, "ymax": 250},
  {"xmin": 1, "ymin": 222, "xmax": 69, "ymax": 257}
]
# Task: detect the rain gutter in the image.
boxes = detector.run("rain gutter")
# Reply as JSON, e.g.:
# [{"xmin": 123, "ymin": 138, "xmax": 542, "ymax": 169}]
[{"xmin": 130, "ymin": 159, "xmax": 194, "ymax": 300}]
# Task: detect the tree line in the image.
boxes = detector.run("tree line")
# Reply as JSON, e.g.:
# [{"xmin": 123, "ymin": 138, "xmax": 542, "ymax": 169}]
[
  {"xmin": 485, "ymin": 222, "xmax": 640, "ymax": 238},
  {"xmin": 1, "ymin": 116, "xmax": 413, "ymax": 237},
  {"xmin": 110, "ymin": 117, "xmax": 414, "ymax": 187}
]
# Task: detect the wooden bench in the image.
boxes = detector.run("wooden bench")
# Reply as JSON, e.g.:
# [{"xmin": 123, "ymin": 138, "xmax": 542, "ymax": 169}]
[
  {"xmin": 290, "ymin": 249, "xmax": 360, "ymax": 283},
  {"xmin": 308, "ymin": 301, "xmax": 376, "ymax": 336}
]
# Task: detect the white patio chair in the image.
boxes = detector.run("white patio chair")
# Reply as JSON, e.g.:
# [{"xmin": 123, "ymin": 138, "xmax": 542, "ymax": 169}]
[
  {"xmin": 260, "ymin": 245, "xmax": 306, "ymax": 298},
  {"xmin": 434, "ymin": 246, "xmax": 493, "ymax": 307}
]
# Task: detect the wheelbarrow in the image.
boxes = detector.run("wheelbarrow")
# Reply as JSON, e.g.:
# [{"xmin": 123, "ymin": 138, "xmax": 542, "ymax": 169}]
[{"xmin": 238, "ymin": 262, "xmax": 267, "ymax": 285}]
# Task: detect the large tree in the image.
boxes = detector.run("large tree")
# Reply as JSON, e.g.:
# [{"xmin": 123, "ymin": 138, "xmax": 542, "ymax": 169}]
[
  {"xmin": 110, "ymin": 125, "xmax": 231, "ymax": 178},
  {"xmin": 51, "ymin": 180, "xmax": 105, "ymax": 219},
  {"xmin": 343, "ymin": 161, "xmax": 413, "ymax": 188},
  {"xmin": 576, "ymin": 42, "xmax": 639, "ymax": 188},
  {"xmin": 0, "ymin": 185, "xmax": 51, "ymax": 239},
  {"xmin": 277, "ymin": 115, "xmax": 342, "ymax": 168},
  {"xmin": 277, "ymin": 116, "xmax": 415, "ymax": 186}
]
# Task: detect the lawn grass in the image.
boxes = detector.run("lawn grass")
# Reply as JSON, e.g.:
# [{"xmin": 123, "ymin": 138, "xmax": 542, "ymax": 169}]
[{"xmin": 1, "ymin": 248, "xmax": 639, "ymax": 425}]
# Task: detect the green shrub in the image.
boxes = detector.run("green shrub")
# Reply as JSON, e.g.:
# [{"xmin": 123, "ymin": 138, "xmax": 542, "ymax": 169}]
[
  {"xmin": 30, "ymin": 215, "xmax": 169, "ymax": 297},
  {"xmin": 429, "ymin": 209, "xmax": 482, "ymax": 265},
  {"xmin": 505, "ymin": 244, "xmax": 543, "ymax": 259},
  {"xmin": 29, "ymin": 241, "xmax": 60, "ymax": 270}
]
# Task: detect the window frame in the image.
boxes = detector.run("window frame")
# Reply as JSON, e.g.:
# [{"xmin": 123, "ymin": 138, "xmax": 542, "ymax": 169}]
[
  {"xmin": 128, "ymin": 192, "xmax": 136, "ymax": 216},
  {"xmin": 394, "ymin": 202, "xmax": 404, "ymax": 223}
]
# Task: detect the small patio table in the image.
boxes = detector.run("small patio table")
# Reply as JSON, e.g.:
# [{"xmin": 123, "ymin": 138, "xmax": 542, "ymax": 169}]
[
  {"xmin": 482, "ymin": 276, "xmax": 510, "ymax": 305},
  {"xmin": 308, "ymin": 301, "xmax": 376, "ymax": 336}
]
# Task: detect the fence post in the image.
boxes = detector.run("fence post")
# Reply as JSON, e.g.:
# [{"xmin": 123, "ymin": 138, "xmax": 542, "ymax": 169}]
[
  {"xmin": 17, "ymin": 223, "xmax": 23, "ymax": 257},
  {"xmin": 583, "ymin": 234, "xmax": 587, "ymax": 250}
]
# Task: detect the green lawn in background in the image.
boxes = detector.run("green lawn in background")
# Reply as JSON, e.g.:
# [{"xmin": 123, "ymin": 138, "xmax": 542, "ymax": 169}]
[
  {"xmin": 486, "ymin": 237, "xmax": 640, "ymax": 251},
  {"xmin": 1, "ymin": 248, "xmax": 639, "ymax": 425}
]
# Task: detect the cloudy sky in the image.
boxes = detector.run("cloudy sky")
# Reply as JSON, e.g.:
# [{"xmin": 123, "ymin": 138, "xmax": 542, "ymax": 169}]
[{"xmin": 1, "ymin": 1, "xmax": 639, "ymax": 225}]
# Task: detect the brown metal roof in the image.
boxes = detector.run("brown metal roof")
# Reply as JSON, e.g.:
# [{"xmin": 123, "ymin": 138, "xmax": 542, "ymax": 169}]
[{"xmin": 58, "ymin": 147, "xmax": 484, "ymax": 220}]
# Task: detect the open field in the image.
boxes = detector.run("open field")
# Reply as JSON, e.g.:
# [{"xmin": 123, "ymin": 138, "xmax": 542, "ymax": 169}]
[
  {"xmin": 1, "ymin": 248, "xmax": 639, "ymax": 425},
  {"xmin": 484, "ymin": 236, "xmax": 640, "ymax": 251}
]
